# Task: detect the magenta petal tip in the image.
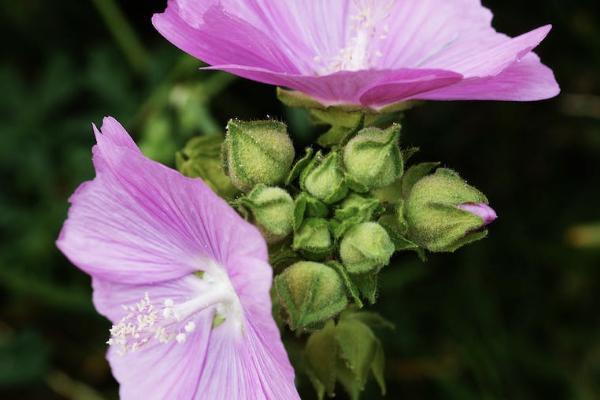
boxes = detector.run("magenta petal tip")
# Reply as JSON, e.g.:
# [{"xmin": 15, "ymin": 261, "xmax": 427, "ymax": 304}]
[{"xmin": 458, "ymin": 203, "xmax": 498, "ymax": 226}]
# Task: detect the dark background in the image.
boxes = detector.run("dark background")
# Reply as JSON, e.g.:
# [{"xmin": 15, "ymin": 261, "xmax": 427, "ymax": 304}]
[{"xmin": 0, "ymin": 0, "xmax": 598, "ymax": 399}]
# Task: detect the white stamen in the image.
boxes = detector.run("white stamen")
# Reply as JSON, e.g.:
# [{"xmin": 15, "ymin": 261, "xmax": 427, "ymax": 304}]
[
  {"xmin": 107, "ymin": 266, "xmax": 243, "ymax": 356},
  {"xmin": 314, "ymin": 0, "xmax": 393, "ymax": 74},
  {"xmin": 175, "ymin": 333, "xmax": 187, "ymax": 343},
  {"xmin": 184, "ymin": 321, "xmax": 196, "ymax": 333}
]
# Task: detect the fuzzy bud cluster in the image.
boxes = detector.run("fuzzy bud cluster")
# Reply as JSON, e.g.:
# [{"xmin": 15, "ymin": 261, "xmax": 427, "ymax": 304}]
[
  {"xmin": 173, "ymin": 111, "xmax": 500, "ymax": 400},
  {"xmin": 179, "ymin": 117, "xmax": 496, "ymax": 333}
]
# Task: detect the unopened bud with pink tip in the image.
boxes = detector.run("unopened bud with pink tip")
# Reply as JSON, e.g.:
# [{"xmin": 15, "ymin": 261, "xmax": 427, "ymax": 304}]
[
  {"xmin": 457, "ymin": 203, "xmax": 498, "ymax": 227},
  {"xmin": 404, "ymin": 168, "xmax": 497, "ymax": 253}
]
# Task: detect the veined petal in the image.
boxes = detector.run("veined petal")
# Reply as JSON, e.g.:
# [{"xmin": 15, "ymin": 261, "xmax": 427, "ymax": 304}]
[
  {"xmin": 152, "ymin": 0, "xmax": 301, "ymax": 73},
  {"xmin": 205, "ymin": 65, "xmax": 462, "ymax": 107},
  {"xmin": 414, "ymin": 53, "xmax": 560, "ymax": 101},
  {"xmin": 153, "ymin": 0, "xmax": 558, "ymax": 105},
  {"xmin": 358, "ymin": 69, "xmax": 463, "ymax": 108},
  {"xmin": 425, "ymin": 25, "xmax": 552, "ymax": 77},
  {"xmin": 57, "ymin": 118, "xmax": 266, "ymax": 285},
  {"xmin": 193, "ymin": 321, "xmax": 298, "ymax": 399},
  {"xmin": 94, "ymin": 275, "xmax": 298, "ymax": 400}
]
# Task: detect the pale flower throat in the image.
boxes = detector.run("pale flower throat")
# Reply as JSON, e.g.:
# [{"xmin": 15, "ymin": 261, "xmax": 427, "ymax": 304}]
[
  {"xmin": 315, "ymin": 0, "xmax": 393, "ymax": 74},
  {"xmin": 107, "ymin": 265, "xmax": 243, "ymax": 355}
]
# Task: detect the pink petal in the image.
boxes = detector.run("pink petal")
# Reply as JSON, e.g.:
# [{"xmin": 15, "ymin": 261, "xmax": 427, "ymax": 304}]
[
  {"xmin": 94, "ymin": 277, "xmax": 298, "ymax": 399},
  {"xmin": 358, "ymin": 69, "xmax": 462, "ymax": 108},
  {"xmin": 107, "ymin": 310, "xmax": 216, "ymax": 399},
  {"xmin": 414, "ymin": 53, "xmax": 560, "ymax": 101},
  {"xmin": 207, "ymin": 65, "xmax": 462, "ymax": 107},
  {"xmin": 92, "ymin": 276, "xmax": 201, "ymax": 322},
  {"xmin": 152, "ymin": 0, "xmax": 300, "ymax": 73},
  {"xmin": 426, "ymin": 25, "xmax": 552, "ymax": 77},
  {"xmin": 193, "ymin": 321, "xmax": 298, "ymax": 399},
  {"xmin": 379, "ymin": 0, "xmax": 494, "ymax": 69},
  {"xmin": 152, "ymin": 0, "xmax": 558, "ymax": 105},
  {"xmin": 57, "ymin": 118, "xmax": 267, "ymax": 285}
]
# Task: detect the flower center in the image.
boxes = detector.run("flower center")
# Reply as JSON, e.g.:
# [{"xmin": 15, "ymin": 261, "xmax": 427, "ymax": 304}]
[
  {"xmin": 107, "ymin": 266, "xmax": 243, "ymax": 355},
  {"xmin": 315, "ymin": 0, "xmax": 393, "ymax": 74}
]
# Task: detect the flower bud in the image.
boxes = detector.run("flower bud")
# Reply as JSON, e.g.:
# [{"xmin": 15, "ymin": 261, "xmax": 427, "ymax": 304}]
[
  {"xmin": 330, "ymin": 194, "xmax": 383, "ymax": 239},
  {"xmin": 343, "ymin": 124, "xmax": 403, "ymax": 190},
  {"xmin": 293, "ymin": 192, "xmax": 329, "ymax": 231},
  {"xmin": 239, "ymin": 185, "xmax": 294, "ymax": 243},
  {"xmin": 176, "ymin": 135, "xmax": 238, "ymax": 199},
  {"xmin": 223, "ymin": 119, "xmax": 295, "ymax": 191},
  {"xmin": 275, "ymin": 261, "xmax": 348, "ymax": 329},
  {"xmin": 340, "ymin": 222, "xmax": 395, "ymax": 274},
  {"xmin": 293, "ymin": 218, "xmax": 333, "ymax": 260},
  {"xmin": 404, "ymin": 168, "xmax": 497, "ymax": 252},
  {"xmin": 300, "ymin": 151, "xmax": 348, "ymax": 204}
]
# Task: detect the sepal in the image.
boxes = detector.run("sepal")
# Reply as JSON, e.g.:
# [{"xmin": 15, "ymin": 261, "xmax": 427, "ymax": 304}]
[
  {"xmin": 330, "ymin": 194, "xmax": 383, "ymax": 239},
  {"xmin": 304, "ymin": 311, "xmax": 390, "ymax": 400},
  {"xmin": 293, "ymin": 192, "xmax": 329, "ymax": 231},
  {"xmin": 176, "ymin": 135, "xmax": 238, "ymax": 199}
]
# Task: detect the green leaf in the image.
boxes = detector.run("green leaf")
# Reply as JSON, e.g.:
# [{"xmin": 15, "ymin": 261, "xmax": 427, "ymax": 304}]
[
  {"xmin": 352, "ymin": 272, "xmax": 379, "ymax": 305},
  {"xmin": 177, "ymin": 134, "xmax": 239, "ymax": 200},
  {"xmin": 305, "ymin": 321, "xmax": 338, "ymax": 398},
  {"xmin": 310, "ymin": 108, "xmax": 364, "ymax": 128},
  {"xmin": 286, "ymin": 147, "xmax": 314, "ymax": 186},
  {"xmin": 317, "ymin": 125, "xmax": 356, "ymax": 148},
  {"xmin": 314, "ymin": 112, "xmax": 365, "ymax": 148},
  {"xmin": 378, "ymin": 206, "xmax": 427, "ymax": 260},
  {"xmin": 341, "ymin": 310, "xmax": 395, "ymax": 332},
  {"xmin": 327, "ymin": 261, "xmax": 363, "ymax": 308},
  {"xmin": 371, "ymin": 339, "xmax": 386, "ymax": 395},
  {"xmin": 277, "ymin": 87, "xmax": 325, "ymax": 109},
  {"xmin": 334, "ymin": 318, "xmax": 378, "ymax": 394},
  {"xmin": 293, "ymin": 192, "xmax": 328, "ymax": 231},
  {"xmin": 401, "ymin": 147, "xmax": 420, "ymax": 163}
]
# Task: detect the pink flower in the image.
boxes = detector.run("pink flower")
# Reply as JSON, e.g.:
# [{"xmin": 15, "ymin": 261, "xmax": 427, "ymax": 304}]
[
  {"xmin": 56, "ymin": 117, "xmax": 299, "ymax": 399},
  {"xmin": 152, "ymin": 0, "xmax": 559, "ymax": 109}
]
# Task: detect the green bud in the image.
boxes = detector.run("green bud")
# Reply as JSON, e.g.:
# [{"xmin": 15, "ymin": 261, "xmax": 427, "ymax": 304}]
[
  {"xmin": 300, "ymin": 151, "xmax": 348, "ymax": 204},
  {"xmin": 330, "ymin": 193, "xmax": 383, "ymax": 239},
  {"xmin": 275, "ymin": 261, "xmax": 348, "ymax": 330},
  {"xmin": 293, "ymin": 192, "xmax": 329, "ymax": 231},
  {"xmin": 223, "ymin": 119, "xmax": 295, "ymax": 191},
  {"xmin": 176, "ymin": 135, "xmax": 238, "ymax": 199},
  {"xmin": 343, "ymin": 124, "xmax": 403, "ymax": 190},
  {"xmin": 340, "ymin": 222, "xmax": 395, "ymax": 274},
  {"xmin": 304, "ymin": 312, "xmax": 388, "ymax": 400},
  {"xmin": 239, "ymin": 185, "xmax": 294, "ymax": 243},
  {"xmin": 335, "ymin": 193, "xmax": 382, "ymax": 221},
  {"xmin": 293, "ymin": 218, "xmax": 333, "ymax": 260},
  {"xmin": 405, "ymin": 168, "xmax": 497, "ymax": 252}
]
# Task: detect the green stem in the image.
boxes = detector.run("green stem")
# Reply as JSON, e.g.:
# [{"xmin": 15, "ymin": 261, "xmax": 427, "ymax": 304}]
[
  {"xmin": 90, "ymin": 0, "xmax": 150, "ymax": 75},
  {"xmin": 130, "ymin": 56, "xmax": 200, "ymax": 128}
]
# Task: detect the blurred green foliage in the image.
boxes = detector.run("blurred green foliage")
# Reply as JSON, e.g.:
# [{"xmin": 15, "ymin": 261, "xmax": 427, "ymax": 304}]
[{"xmin": 0, "ymin": 0, "xmax": 598, "ymax": 399}]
